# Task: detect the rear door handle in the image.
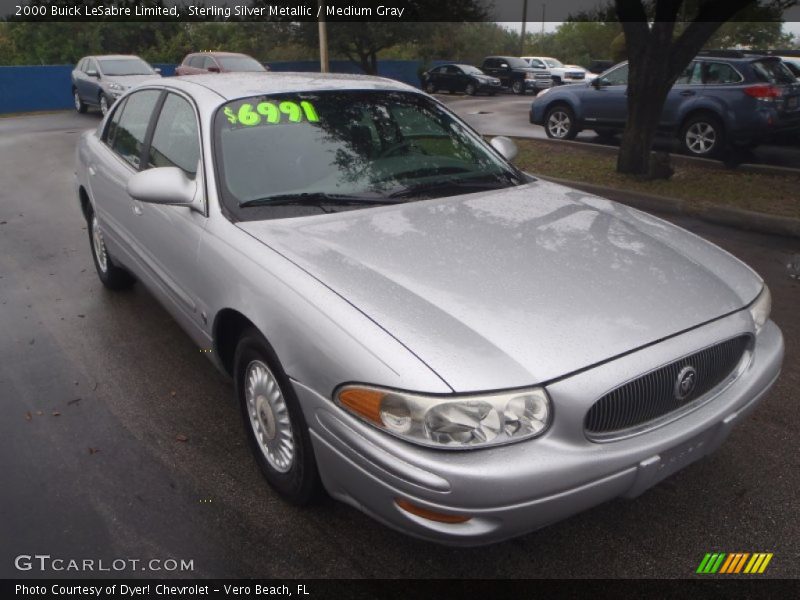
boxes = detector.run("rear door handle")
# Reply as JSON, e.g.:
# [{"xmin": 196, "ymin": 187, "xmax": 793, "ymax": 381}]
[
  {"xmin": 88, "ymin": 166, "xmax": 96, "ymax": 176},
  {"xmin": 680, "ymin": 90, "xmax": 696, "ymax": 97}
]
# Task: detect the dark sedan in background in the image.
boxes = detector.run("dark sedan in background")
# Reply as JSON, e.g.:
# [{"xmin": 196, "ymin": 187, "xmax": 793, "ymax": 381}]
[
  {"xmin": 420, "ymin": 64, "xmax": 501, "ymax": 96},
  {"xmin": 175, "ymin": 52, "xmax": 269, "ymax": 76}
]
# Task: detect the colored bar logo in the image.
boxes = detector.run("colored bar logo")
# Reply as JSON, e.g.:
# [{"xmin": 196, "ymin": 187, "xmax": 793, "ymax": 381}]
[{"xmin": 696, "ymin": 552, "xmax": 773, "ymax": 574}]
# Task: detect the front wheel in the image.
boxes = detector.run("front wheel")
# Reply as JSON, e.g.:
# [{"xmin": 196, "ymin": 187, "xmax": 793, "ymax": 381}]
[
  {"xmin": 544, "ymin": 105, "xmax": 578, "ymax": 140},
  {"xmin": 425, "ymin": 81, "xmax": 436, "ymax": 94},
  {"xmin": 235, "ymin": 329, "xmax": 322, "ymax": 505},
  {"xmin": 465, "ymin": 82, "xmax": 476, "ymax": 96},
  {"xmin": 73, "ymin": 89, "xmax": 87, "ymax": 114},
  {"xmin": 99, "ymin": 93, "xmax": 111, "ymax": 117},
  {"xmin": 680, "ymin": 115, "xmax": 724, "ymax": 158},
  {"xmin": 88, "ymin": 211, "xmax": 135, "ymax": 290},
  {"xmin": 512, "ymin": 80, "xmax": 525, "ymax": 95}
]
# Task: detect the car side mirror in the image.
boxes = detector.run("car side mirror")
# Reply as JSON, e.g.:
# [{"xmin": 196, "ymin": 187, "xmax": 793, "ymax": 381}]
[
  {"xmin": 499, "ymin": 63, "xmax": 509, "ymax": 69},
  {"xmin": 489, "ymin": 136, "xmax": 518, "ymax": 161},
  {"xmin": 127, "ymin": 167, "xmax": 196, "ymax": 206},
  {"xmin": 87, "ymin": 70, "xmax": 99, "ymax": 78},
  {"xmin": 154, "ymin": 67, "xmax": 162, "ymax": 74},
  {"xmin": 207, "ymin": 66, "xmax": 220, "ymax": 73},
  {"xmin": 591, "ymin": 78, "xmax": 604, "ymax": 88}
]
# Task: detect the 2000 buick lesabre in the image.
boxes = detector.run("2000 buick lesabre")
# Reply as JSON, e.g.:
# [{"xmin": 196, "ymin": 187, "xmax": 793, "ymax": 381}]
[{"xmin": 75, "ymin": 73, "xmax": 783, "ymax": 545}]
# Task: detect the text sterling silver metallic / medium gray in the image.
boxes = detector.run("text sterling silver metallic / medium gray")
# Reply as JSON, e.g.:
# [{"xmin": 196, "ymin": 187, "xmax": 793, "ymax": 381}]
[{"xmin": 75, "ymin": 72, "xmax": 783, "ymax": 546}]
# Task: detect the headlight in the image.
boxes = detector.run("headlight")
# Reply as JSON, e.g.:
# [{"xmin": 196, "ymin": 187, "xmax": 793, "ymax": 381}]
[
  {"xmin": 108, "ymin": 83, "xmax": 124, "ymax": 92},
  {"xmin": 749, "ymin": 285, "xmax": 771, "ymax": 333},
  {"xmin": 336, "ymin": 385, "xmax": 551, "ymax": 449},
  {"xmin": 525, "ymin": 72, "xmax": 535, "ymax": 80}
]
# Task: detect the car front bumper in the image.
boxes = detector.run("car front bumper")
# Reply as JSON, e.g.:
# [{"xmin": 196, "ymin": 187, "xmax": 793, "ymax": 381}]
[{"xmin": 296, "ymin": 313, "xmax": 783, "ymax": 546}]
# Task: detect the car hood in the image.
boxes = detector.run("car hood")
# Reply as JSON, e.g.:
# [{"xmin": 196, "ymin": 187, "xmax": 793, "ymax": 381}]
[
  {"xmin": 238, "ymin": 180, "xmax": 761, "ymax": 392},
  {"xmin": 103, "ymin": 74, "xmax": 161, "ymax": 88}
]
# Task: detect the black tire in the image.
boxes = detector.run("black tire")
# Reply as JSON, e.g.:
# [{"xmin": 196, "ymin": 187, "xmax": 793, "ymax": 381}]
[
  {"xmin": 512, "ymin": 80, "xmax": 525, "ymax": 95},
  {"xmin": 73, "ymin": 88, "xmax": 87, "ymax": 114},
  {"xmin": 544, "ymin": 105, "xmax": 578, "ymax": 140},
  {"xmin": 425, "ymin": 81, "xmax": 436, "ymax": 94},
  {"xmin": 234, "ymin": 328, "xmax": 322, "ymax": 505},
  {"xmin": 465, "ymin": 82, "xmax": 477, "ymax": 96},
  {"xmin": 680, "ymin": 114, "xmax": 725, "ymax": 158},
  {"xmin": 99, "ymin": 93, "xmax": 111, "ymax": 117},
  {"xmin": 87, "ymin": 209, "xmax": 135, "ymax": 290}
]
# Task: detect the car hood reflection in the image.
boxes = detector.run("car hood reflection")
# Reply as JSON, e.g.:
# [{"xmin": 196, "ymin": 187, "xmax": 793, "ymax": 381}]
[{"xmin": 238, "ymin": 180, "xmax": 762, "ymax": 391}]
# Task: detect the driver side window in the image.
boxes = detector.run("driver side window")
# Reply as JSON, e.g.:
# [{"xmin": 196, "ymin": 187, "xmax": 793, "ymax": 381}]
[{"xmin": 600, "ymin": 64, "xmax": 629, "ymax": 86}]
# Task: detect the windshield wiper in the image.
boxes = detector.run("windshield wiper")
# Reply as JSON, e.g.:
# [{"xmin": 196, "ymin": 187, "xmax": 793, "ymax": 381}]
[
  {"xmin": 239, "ymin": 192, "xmax": 405, "ymax": 208},
  {"xmin": 389, "ymin": 175, "xmax": 520, "ymax": 199}
]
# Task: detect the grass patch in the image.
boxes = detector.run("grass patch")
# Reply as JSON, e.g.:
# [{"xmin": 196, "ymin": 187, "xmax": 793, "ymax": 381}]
[{"xmin": 512, "ymin": 138, "xmax": 800, "ymax": 220}]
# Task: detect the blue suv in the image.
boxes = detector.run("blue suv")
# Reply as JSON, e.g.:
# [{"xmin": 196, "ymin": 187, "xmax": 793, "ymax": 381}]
[{"xmin": 530, "ymin": 54, "xmax": 800, "ymax": 158}]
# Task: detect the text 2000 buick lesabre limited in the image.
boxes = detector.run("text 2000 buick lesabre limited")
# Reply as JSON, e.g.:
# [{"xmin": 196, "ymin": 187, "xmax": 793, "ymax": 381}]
[{"xmin": 75, "ymin": 73, "xmax": 783, "ymax": 545}]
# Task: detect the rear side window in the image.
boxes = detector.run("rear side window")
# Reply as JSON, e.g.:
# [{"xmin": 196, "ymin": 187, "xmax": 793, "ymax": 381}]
[
  {"xmin": 703, "ymin": 62, "xmax": 742, "ymax": 84},
  {"xmin": 147, "ymin": 94, "xmax": 201, "ymax": 177},
  {"xmin": 676, "ymin": 62, "xmax": 702, "ymax": 84},
  {"xmin": 104, "ymin": 98, "xmax": 127, "ymax": 147},
  {"xmin": 202, "ymin": 56, "xmax": 218, "ymax": 70},
  {"xmin": 752, "ymin": 60, "xmax": 796, "ymax": 84},
  {"xmin": 109, "ymin": 90, "xmax": 161, "ymax": 169}
]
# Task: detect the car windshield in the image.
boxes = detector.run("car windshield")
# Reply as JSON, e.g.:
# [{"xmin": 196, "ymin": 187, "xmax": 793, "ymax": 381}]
[
  {"xmin": 98, "ymin": 58, "xmax": 154, "ymax": 76},
  {"xmin": 214, "ymin": 90, "xmax": 523, "ymax": 219},
  {"xmin": 217, "ymin": 56, "xmax": 266, "ymax": 72},
  {"xmin": 752, "ymin": 59, "xmax": 796, "ymax": 84},
  {"xmin": 545, "ymin": 58, "xmax": 564, "ymax": 68},
  {"xmin": 460, "ymin": 65, "xmax": 483, "ymax": 75},
  {"xmin": 505, "ymin": 58, "xmax": 529, "ymax": 68}
]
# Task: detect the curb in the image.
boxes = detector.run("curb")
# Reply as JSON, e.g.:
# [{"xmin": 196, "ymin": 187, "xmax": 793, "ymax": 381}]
[
  {"xmin": 499, "ymin": 134, "xmax": 800, "ymax": 178},
  {"xmin": 538, "ymin": 175, "xmax": 800, "ymax": 240}
]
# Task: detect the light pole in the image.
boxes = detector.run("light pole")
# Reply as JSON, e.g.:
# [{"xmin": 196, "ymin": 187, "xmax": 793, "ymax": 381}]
[
  {"xmin": 520, "ymin": 0, "xmax": 528, "ymax": 56},
  {"xmin": 318, "ymin": 0, "xmax": 329, "ymax": 73}
]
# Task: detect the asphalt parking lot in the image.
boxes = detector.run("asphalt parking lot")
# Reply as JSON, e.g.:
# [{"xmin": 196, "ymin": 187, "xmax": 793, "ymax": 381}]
[
  {"xmin": 1, "ymin": 111, "xmax": 799, "ymax": 579},
  {"xmin": 437, "ymin": 91, "xmax": 800, "ymax": 170}
]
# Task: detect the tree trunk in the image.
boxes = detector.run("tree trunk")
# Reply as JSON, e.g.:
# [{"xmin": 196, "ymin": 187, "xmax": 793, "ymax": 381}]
[{"xmin": 617, "ymin": 77, "xmax": 673, "ymax": 176}]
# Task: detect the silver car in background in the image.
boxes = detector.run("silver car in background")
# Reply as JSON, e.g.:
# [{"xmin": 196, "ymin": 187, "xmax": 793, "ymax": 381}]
[
  {"xmin": 75, "ymin": 73, "xmax": 783, "ymax": 546},
  {"xmin": 72, "ymin": 54, "xmax": 162, "ymax": 116}
]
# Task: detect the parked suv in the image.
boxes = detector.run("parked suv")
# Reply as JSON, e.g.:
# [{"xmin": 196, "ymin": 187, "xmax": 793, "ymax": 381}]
[
  {"xmin": 481, "ymin": 56, "xmax": 551, "ymax": 94},
  {"xmin": 175, "ymin": 52, "xmax": 268, "ymax": 76},
  {"xmin": 72, "ymin": 55, "xmax": 161, "ymax": 116},
  {"xmin": 530, "ymin": 55, "xmax": 800, "ymax": 157}
]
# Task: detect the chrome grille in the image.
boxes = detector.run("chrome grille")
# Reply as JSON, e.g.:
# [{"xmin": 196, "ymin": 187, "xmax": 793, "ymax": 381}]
[{"xmin": 585, "ymin": 335, "xmax": 750, "ymax": 438}]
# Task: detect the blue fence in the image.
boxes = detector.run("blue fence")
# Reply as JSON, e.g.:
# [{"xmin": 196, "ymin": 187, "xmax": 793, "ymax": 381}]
[{"xmin": 0, "ymin": 60, "xmax": 440, "ymax": 115}]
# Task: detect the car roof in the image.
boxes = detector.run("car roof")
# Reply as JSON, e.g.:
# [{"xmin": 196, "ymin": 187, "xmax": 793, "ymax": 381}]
[
  {"xmin": 190, "ymin": 51, "xmax": 252, "ymax": 58},
  {"xmin": 86, "ymin": 55, "xmax": 144, "ymax": 60},
  {"xmin": 159, "ymin": 72, "xmax": 417, "ymax": 101}
]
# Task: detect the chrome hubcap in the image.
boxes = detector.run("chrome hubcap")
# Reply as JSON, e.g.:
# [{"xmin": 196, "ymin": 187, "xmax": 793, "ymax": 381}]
[
  {"xmin": 686, "ymin": 122, "xmax": 716, "ymax": 154},
  {"xmin": 548, "ymin": 111, "xmax": 571, "ymax": 138},
  {"xmin": 74, "ymin": 92, "xmax": 81, "ymax": 110},
  {"xmin": 245, "ymin": 360, "xmax": 294, "ymax": 473},
  {"xmin": 91, "ymin": 216, "xmax": 108, "ymax": 273},
  {"xmin": 100, "ymin": 96, "xmax": 108, "ymax": 116}
]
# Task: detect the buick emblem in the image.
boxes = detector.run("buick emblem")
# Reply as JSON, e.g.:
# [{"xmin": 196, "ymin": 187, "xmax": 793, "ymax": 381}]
[{"xmin": 674, "ymin": 366, "xmax": 697, "ymax": 400}]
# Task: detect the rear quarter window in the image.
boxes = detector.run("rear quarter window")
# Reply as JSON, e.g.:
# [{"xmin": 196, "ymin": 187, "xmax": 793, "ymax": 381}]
[{"xmin": 752, "ymin": 60, "xmax": 796, "ymax": 85}]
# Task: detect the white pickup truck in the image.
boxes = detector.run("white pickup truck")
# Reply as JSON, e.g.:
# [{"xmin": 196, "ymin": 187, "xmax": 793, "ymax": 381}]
[{"xmin": 521, "ymin": 56, "xmax": 597, "ymax": 85}]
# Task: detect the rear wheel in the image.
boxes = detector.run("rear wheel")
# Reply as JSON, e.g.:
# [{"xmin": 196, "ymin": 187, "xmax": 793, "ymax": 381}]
[
  {"xmin": 88, "ymin": 211, "xmax": 135, "ymax": 290},
  {"xmin": 680, "ymin": 114, "xmax": 724, "ymax": 158},
  {"xmin": 235, "ymin": 329, "xmax": 322, "ymax": 505},
  {"xmin": 465, "ymin": 82, "xmax": 477, "ymax": 96},
  {"xmin": 73, "ymin": 89, "xmax": 87, "ymax": 114},
  {"xmin": 544, "ymin": 105, "xmax": 578, "ymax": 140}
]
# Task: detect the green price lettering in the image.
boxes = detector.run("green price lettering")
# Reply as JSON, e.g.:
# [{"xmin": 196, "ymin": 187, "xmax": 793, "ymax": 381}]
[
  {"xmin": 237, "ymin": 103, "xmax": 261, "ymax": 126},
  {"xmin": 227, "ymin": 101, "xmax": 320, "ymax": 127},
  {"xmin": 256, "ymin": 102, "xmax": 280, "ymax": 123}
]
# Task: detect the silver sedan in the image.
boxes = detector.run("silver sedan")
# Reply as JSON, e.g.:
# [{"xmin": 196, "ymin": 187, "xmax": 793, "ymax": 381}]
[{"xmin": 75, "ymin": 73, "xmax": 783, "ymax": 546}]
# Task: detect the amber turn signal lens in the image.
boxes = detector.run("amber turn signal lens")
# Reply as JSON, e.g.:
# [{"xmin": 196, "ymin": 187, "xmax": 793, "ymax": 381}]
[
  {"xmin": 338, "ymin": 388, "xmax": 386, "ymax": 425},
  {"xmin": 395, "ymin": 498, "xmax": 471, "ymax": 524}
]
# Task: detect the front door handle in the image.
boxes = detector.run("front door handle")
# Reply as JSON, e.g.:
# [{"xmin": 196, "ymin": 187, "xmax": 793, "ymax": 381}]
[
  {"xmin": 88, "ymin": 166, "xmax": 96, "ymax": 176},
  {"xmin": 132, "ymin": 204, "xmax": 142, "ymax": 216}
]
